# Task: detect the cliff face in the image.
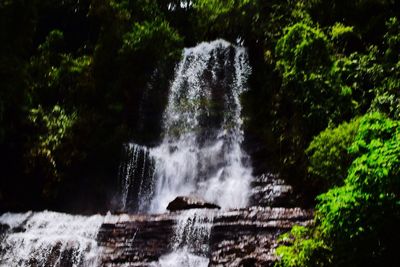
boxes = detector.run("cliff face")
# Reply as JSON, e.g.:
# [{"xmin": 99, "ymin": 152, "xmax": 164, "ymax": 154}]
[{"xmin": 97, "ymin": 174, "xmax": 313, "ymax": 266}]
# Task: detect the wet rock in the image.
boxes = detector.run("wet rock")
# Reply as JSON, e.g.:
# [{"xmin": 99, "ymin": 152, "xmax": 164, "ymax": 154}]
[
  {"xmin": 250, "ymin": 173, "xmax": 298, "ymax": 207},
  {"xmin": 97, "ymin": 213, "xmax": 176, "ymax": 266},
  {"xmin": 166, "ymin": 196, "xmax": 221, "ymax": 211},
  {"xmin": 209, "ymin": 207, "xmax": 313, "ymax": 267},
  {"xmin": 97, "ymin": 207, "xmax": 313, "ymax": 266},
  {"xmin": 97, "ymin": 173, "xmax": 313, "ymax": 266}
]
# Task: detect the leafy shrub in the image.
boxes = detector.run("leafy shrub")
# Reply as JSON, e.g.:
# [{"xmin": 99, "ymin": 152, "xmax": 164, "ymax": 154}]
[
  {"xmin": 276, "ymin": 225, "xmax": 330, "ymax": 267},
  {"xmin": 276, "ymin": 22, "xmax": 331, "ymax": 77},
  {"xmin": 276, "ymin": 112, "xmax": 400, "ymax": 267},
  {"xmin": 330, "ymin": 23, "xmax": 354, "ymax": 40},
  {"xmin": 306, "ymin": 118, "xmax": 361, "ymax": 189},
  {"xmin": 272, "ymin": 21, "xmax": 353, "ymax": 183},
  {"xmin": 120, "ymin": 18, "xmax": 183, "ymax": 62},
  {"xmin": 26, "ymin": 105, "xmax": 76, "ymax": 198}
]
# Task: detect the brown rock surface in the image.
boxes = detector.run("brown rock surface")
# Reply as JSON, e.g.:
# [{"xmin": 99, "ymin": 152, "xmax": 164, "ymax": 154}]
[
  {"xmin": 209, "ymin": 207, "xmax": 313, "ymax": 266},
  {"xmin": 97, "ymin": 213, "xmax": 175, "ymax": 266},
  {"xmin": 97, "ymin": 174, "xmax": 313, "ymax": 266}
]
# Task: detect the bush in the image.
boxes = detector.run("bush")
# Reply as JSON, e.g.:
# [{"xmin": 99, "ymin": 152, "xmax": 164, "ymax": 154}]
[
  {"xmin": 276, "ymin": 225, "xmax": 330, "ymax": 267},
  {"xmin": 276, "ymin": 21, "xmax": 331, "ymax": 77},
  {"xmin": 306, "ymin": 118, "xmax": 361, "ymax": 189},
  {"xmin": 276, "ymin": 112, "xmax": 400, "ymax": 267},
  {"xmin": 26, "ymin": 105, "xmax": 76, "ymax": 198},
  {"xmin": 120, "ymin": 18, "xmax": 183, "ymax": 63}
]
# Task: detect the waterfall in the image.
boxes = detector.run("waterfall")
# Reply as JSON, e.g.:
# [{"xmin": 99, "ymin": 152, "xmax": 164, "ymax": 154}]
[
  {"xmin": 0, "ymin": 211, "xmax": 105, "ymax": 267},
  {"xmin": 120, "ymin": 39, "xmax": 253, "ymax": 213},
  {"xmin": 156, "ymin": 210, "xmax": 214, "ymax": 267},
  {"xmin": 0, "ymin": 40, "xmax": 254, "ymax": 266},
  {"xmin": 116, "ymin": 39, "xmax": 253, "ymax": 267},
  {"xmin": 118, "ymin": 143, "xmax": 155, "ymax": 212}
]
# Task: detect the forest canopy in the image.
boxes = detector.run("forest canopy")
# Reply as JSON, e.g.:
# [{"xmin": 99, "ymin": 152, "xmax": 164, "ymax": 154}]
[{"xmin": 0, "ymin": 0, "xmax": 399, "ymax": 266}]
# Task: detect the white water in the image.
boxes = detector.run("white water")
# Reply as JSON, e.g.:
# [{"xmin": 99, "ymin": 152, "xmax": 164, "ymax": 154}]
[
  {"xmin": 0, "ymin": 40, "xmax": 253, "ymax": 267},
  {"xmin": 146, "ymin": 39, "xmax": 252, "ymax": 266},
  {"xmin": 0, "ymin": 211, "xmax": 105, "ymax": 267},
  {"xmin": 119, "ymin": 143, "xmax": 155, "ymax": 212},
  {"xmin": 150, "ymin": 39, "xmax": 252, "ymax": 212},
  {"xmin": 120, "ymin": 39, "xmax": 253, "ymax": 213},
  {"xmin": 155, "ymin": 209, "xmax": 214, "ymax": 267}
]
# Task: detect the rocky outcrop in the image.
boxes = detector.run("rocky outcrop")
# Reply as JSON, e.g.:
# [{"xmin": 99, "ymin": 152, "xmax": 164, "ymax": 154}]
[
  {"xmin": 97, "ymin": 213, "xmax": 175, "ymax": 266},
  {"xmin": 166, "ymin": 196, "xmax": 221, "ymax": 211},
  {"xmin": 98, "ymin": 207, "xmax": 313, "ymax": 266},
  {"xmin": 97, "ymin": 174, "xmax": 313, "ymax": 266},
  {"xmin": 209, "ymin": 207, "xmax": 313, "ymax": 266},
  {"xmin": 250, "ymin": 173, "xmax": 298, "ymax": 207}
]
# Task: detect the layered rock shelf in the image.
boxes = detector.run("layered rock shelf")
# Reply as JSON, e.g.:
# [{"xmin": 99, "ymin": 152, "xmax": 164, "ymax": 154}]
[
  {"xmin": 98, "ymin": 207, "xmax": 312, "ymax": 266},
  {"xmin": 210, "ymin": 207, "xmax": 313, "ymax": 266},
  {"xmin": 97, "ymin": 174, "xmax": 313, "ymax": 266},
  {"xmin": 97, "ymin": 213, "xmax": 176, "ymax": 266}
]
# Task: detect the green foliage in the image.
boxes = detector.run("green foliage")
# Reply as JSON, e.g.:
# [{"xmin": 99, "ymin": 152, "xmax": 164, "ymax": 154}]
[
  {"xmin": 272, "ymin": 20, "xmax": 356, "ymax": 181},
  {"xmin": 28, "ymin": 105, "xmax": 76, "ymax": 167},
  {"xmin": 38, "ymin": 30, "xmax": 64, "ymax": 56},
  {"xmin": 369, "ymin": 17, "xmax": 400, "ymax": 119},
  {"xmin": 315, "ymin": 115, "xmax": 400, "ymax": 266},
  {"xmin": 26, "ymin": 105, "xmax": 76, "ymax": 197},
  {"xmin": 28, "ymin": 30, "xmax": 93, "ymax": 109},
  {"xmin": 276, "ymin": 226, "xmax": 330, "ymax": 267},
  {"xmin": 277, "ymin": 112, "xmax": 400, "ymax": 266},
  {"xmin": 273, "ymin": 20, "xmax": 335, "ymax": 140},
  {"xmin": 192, "ymin": 0, "xmax": 257, "ymax": 40},
  {"xmin": 194, "ymin": 0, "xmax": 251, "ymax": 20},
  {"xmin": 383, "ymin": 17, "xmax": 400, "ymax": 62},
  {"xmin": 371, "ymin": 69, "xmax": 400, "ymax": 119},
  {"xmin": 329, "ymin": 22, "xmax": 359, "ymax": 53},
  {"xmin": 330, "ymin": 23, "xmax": 354, "ymax": 40},
  {"xmin": 330, "ymin": 47, "xmax": 384, "ymax": 113},
  {"xmin": 306, "ymin": 118, "xmax": 361, "ymax": 189},
  {"xmin": 120, "ymin": 18, "xmax": 183, "ymax": 62},
  {"xmin": 276, "ymin": 22, "xmax": 331, "ymax": 76},
  {"xmin": 346, "ymin": 113, "xmax": 400, "ymax": 193}
]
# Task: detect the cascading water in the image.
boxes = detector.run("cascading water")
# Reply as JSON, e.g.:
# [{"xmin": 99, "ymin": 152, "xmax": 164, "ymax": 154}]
[
  {"xmin": 120, "ymin": 39, "xmax": 253, "ymax": 213},
  {"xmin": 117, "ymin": 39, "xmax": 253, "ymax": 266},
  {"xmin": 118, "ymin": 143, "xmax": 155, "ymax": 212},
  {"xmin": 150, "ymin": 39, "xmax": 252, "ymax": 212},
  {"xmin": 0, "ymin": 40, "xmax": 253, "ymax": 267},
  {"xmin": 156, "ymin": 210, "xmax": 214, "ymax": 267},
  {"xmin": 0, "ymin": 211, "xmax": 105, "ymax": 267}
]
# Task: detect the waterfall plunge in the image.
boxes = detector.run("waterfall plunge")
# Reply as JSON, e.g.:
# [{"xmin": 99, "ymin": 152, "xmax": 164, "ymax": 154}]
[{"xmin": 120, "ymin": 39, "xmax": 253, "ymax": 213}]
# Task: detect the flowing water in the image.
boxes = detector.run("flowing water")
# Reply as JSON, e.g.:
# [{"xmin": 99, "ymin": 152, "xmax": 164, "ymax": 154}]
[
  {"xmin": 120, "ymin": 39, "xmax": 253, "ymax": 213},
  {"xmin": 0, "ymin": 211, "xmax": 105, "ymax": 267},
  {"xmin": 155, "ymin": 209, "xmax": 214, "ymax": 267},
  {"xmin": 0, "ymin": 40, "xmax": 253, "ymax": 266},
  {"xmin": 119, "ymin": 143, "xmax": 155, "ymax": 212},
  {"xmin": 120, "ymin": 39, "xmax": 253, "ymax": 266}
]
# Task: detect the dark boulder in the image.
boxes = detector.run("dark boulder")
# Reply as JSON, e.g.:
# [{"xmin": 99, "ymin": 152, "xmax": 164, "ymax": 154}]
[{"xmin": 166, "ymin": 196, "xmax": 221, "ymax": 211}]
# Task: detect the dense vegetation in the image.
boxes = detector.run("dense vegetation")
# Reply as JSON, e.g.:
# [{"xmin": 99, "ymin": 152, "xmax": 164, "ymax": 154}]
[{"xmin": 1, "ymin": 0, "xmax": 399, "ymax": 265}]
